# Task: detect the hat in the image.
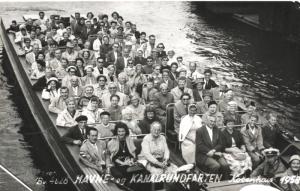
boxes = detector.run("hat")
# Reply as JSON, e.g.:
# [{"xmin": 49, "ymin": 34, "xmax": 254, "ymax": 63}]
[
  {"xmin": 24, "ymin": 38, "xmax": 31, "ymax": 43},
  {"xmin": 289, "ymin": 155, "xmax": 300, "ymax": 163},
  {"xmin": 208, "ymin": 100, "xmax": 217, "ymax": 108},
  {"xmin": 203, "ymin": 90, "xmax": 213, "ymax": 97},
  {"xmin": 84, "ymin": 65, "xmax": 94, "ymax": 71},
  {"xmin": 117, "ymin": 26, "xmax": 123, "ymax": 30},
  {"xmin": 195, "ymin": 78, "xmax": 205, "ymax": 84},
  {"xmin": 67, "ymin": 65, "xmax": 77, "ymax": 72},
  {"xmin": 75, "ymin": 115, "xmax": 88, "ymax": 122},
  {"xmin": 262, "ymin": 148, "xmax": 279, "ymax": 157},
  {"xmin": 204, "ymin": 68, "xmax": 212, "ymax": 75},
  {"xmin": 47, "ymin": 77, "xmax": 58, "ymax": 84},
  {"xmin": 100, "ymin": 111, "xmax": 110, "ymax": 116},
  {"xmin": 66, "ymin": 42, "xmax": 74, "ymax": 48}
]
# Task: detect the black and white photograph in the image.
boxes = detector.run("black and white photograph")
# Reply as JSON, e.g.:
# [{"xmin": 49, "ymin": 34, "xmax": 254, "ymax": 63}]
[{"xmin": 0, "ymin": 1, "xmax": 299, "ymax": 191}]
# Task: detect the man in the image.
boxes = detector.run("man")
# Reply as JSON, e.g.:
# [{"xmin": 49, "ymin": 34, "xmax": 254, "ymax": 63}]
[
  {"xmin": 29, "ymin": 30, "xmax": 42, "ymax": 50},
  {"xmin": 170, "ymin": 76, "xmax": 194, "ymax": 102},
  {"xmin": 161, "ymin": 69, "xmax": 175, "ymax": 91},
  {"xmin": 134, "ymin": 50, "xmax": 147, "ymax": 66},
  {"xmin": 241, "ymin": 114, "xmax": 265, "ymax": 168},
  {"xmin": 93, "ymin": 31, "xmax": 103, "ymax": 53},
  {"xmin": 176, "ymin": 56, "xmax": 187, "ymax": 72},
  {"xmin": 62, "ymin": 42, "xmax": 79, "ymax": 65},
  {"xmin": 155, "ymin": 83, "xmax": 174, "ymax": 117},
  {"xmin": 71, "ymin": 12, "xmax": 81, "ymax": 32},
  {"xmin": 212, "ymin": 81, "xmax": 228, "ymax": 101},
  {"xmin": 146, "ymin": 34, "xmax": 156, "ymax": 53},
  {"xmin": 15, "ymin": 26, "xmax": 29, "ymax": 45},
  {"xmin": 101, "ymin": 82, "xmax": 129, "ymax": 108},
  {"xmin": 25, "ymin": 43, "xmax": 39, "ymax": 65},
  {"xmin": 99, "ymin": 35, "xmax": 112, "ymax": 62},
  {"xmin": 48, "ymin": 87, "xmax": 69, "ymax": 114},
  {"xmin": 95, "ymin": 111, "xmax": 115, "ymax": 138},
  {"xmin": 79, "ymin": 127, "xmax": 106, "ymax": 173},
  {"xmin": 93, "ymin": 57, "xmax": 109, "ymax": 78},
  {"xmin": 218, "ymin": 89, "xmax": 234, "ymax": 112},
  {"xmin": 116, "ymin": 73, "xmax": 131, "ymax": 96},
  {"xmin": 94, "ymin": 75, "xmax": 109, "ymax": 99},
  {"xmin": 48, "ymin": 49, "xmax": 62, "ymax": 71},
  {"xmin": 187, "ymin": 62, "xmax": 202, "ymax": 83},
  {"xmin": 251, "ymin": 148, "xmax": 286, "ymax": 178},
  {"xmin": 262, "ymin": 113, "xmax": 281, "ymax": 148},
  {"xmin": 174, "ymin": 93, "xmax": 191, "ymax": 133},
  {"xmin": 223, "ymin": 101, "xmax": 242, "ymax": 125},
  {"xmin": 115, "ymin": 48, "xmax": 131, "ymax": 76},
  {"xmin": 62, "ymin": 115, "xmax": 91, "ymax": 145},
  {"xmin": 142, "ymin": 56, "xmax": 154, "ymax": 74},
  {"xmin": 6, "ymin": 20, "xmax": 19, "ymax": 33},
  {"xmin": 203, "ymin": 69, "xmax": 218, "ymax": 90},
  {"xmin": 68, "ymin": 76, "xmax": 84, "ymax": 98},
  {"xmin": 106, "ymin": 42, "xmax": 121, "ymax": 65},
  {"xmin": 32, "ymin": 67, "xmax": 55, "ymax": 91},
  {"xmin": 195, "ymin": 115, "xmax": 230, "ymax": 180}
]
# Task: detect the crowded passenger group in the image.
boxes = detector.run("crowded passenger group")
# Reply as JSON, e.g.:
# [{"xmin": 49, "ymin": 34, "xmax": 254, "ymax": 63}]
[{"xmin": 8, "ymin": 11, "xmax": 300, "ymax": 190}]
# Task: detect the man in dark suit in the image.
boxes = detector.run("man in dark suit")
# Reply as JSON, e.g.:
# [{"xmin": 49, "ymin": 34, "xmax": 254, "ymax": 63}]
[
  {"xmin": 115, "ymin": 55, "xmax": 125, "ymax": 76},
  {"xmin": 106, "ymin": 43, "xmax": 122, "ymax": 66},
  {"xmin": 195, "ymin": 115, "xmax": 230, "ymax": 180},
  {"xmin": 61, "ymin": 115, "xmax": 91, "ymax": 145},
  {"xmin": 161, "ymin": 69, "xmax": 175, "ymax": 91},
  {"xmin": 203, "ymin": 69, "xmax": 218, "ymax": 90}
]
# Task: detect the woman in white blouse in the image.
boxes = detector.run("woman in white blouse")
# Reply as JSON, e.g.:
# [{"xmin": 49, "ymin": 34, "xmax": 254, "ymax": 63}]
[
  {"xmin": 56, "ymin": 97, "xmax": 81, "ymax": 127},
  {"xmin": 81, "ymin": 97, "xmax": 104, "ymax": 124},
  {"xmin": 179, "ymin": 103, "xmax": 202, "ymax": 164},
  {"xmin": 42, "ymin": 77, "xmax": 60, "ymax": 101}
]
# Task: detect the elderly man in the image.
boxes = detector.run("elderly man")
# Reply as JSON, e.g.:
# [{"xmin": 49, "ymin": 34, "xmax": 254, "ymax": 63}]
[
  {"xmin": 25, "ymin": 43, "xmax": 39, "ymax": 65},
  {"xmin": 251, "ymin": 148, "xmax": 286, "ymax": 178},
  {"xmin": 195, "ymin": 115, "xmax": 230, "ymax": 180},
  {"xmin": 68, "ymin": 76, "xmax": 83, "ymax": 98},
  {"xmin": 223, "ymin": 101, "xmax": 242, "ymax": 125},
  {"xmin": 187, "ymin": 62, "xmax": 202, "ymax": 83},
  {"xmin": 62, "ymin": 115, "xmax": 91, "ymax": 145},
  {"xmin": 116, "ymin": 72, "xmax": 131, "ymax": 96},
  {"xmin": 174, "ymin": 93, "xmax": 191, "ymax": 133},
  {"xmin": 241, "ymin": 114, "xmax": 265, "ymax": 168},
  {"xmin": 161, "ymin": 69, "xmax": 175, "ymax": 91},
  {"xmin": 48, "ymin": 86, "xmax": 69, "ymax": 114},
  {"xmin": 29, "ymin": 30, "xmax": 42, "ymax": 50},
  {"xmin": 170, "ymin": 76, "xmax": 194, "ymax": 102},
  {"xmin": 79, "ymin": 127, "xmax": 106, "ymax": 173},
  {"xmin": 218, "ymin": 89, "xmax": 235, "ymax": 112},
  {"xmin": 107, "ymin": 43, "xmax": 121, "ymax": 65},
  {"xmin": 101, "ymin": 82, "xmax": 129, "ymax": 108}
]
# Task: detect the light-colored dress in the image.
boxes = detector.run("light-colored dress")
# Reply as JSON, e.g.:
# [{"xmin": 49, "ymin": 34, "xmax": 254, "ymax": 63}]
[
  {"xmin": 139, "ymin": 134, "xmax": 177, "ymax": 174},
  {"xmin": 179, "ymin": 115, "xmax": 202, "ymax": 164},
  {"xmin": 223, "ymin": 138, "xmax": 252, "ymax": 177}
]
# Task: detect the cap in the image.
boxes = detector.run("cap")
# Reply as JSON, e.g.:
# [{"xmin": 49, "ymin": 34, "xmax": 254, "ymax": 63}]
[
  {"xmin": 75, "ymin": 115, "xmax": 88, "ymax": 122},
  {"xmin": 84, "ymin": 65, "xmax": 94, "ymax": 71},
  {"xmin": 47, "ymin": 77, "xmax": 58, "ymax": 84},
  {"xmin": 262, "ymin": 148, "xmax": 280, "ymax": 157}
]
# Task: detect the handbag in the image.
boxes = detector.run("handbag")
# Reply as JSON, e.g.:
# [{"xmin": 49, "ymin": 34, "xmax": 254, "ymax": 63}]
[{"xmin": 126, "ymin": 162, "xmax": 145, "ymax": 173}]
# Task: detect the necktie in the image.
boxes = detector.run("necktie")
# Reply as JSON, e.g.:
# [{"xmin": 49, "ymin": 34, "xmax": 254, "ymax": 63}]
[{"xmin": 185, "ymin": 106, "xmax": 188, "ymax": 114}]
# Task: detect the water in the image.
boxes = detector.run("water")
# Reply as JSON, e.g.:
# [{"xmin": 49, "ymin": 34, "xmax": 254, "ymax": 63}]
[{"xmin": 0, "ymin": 1, "xmax": 299, "ymax": 191}]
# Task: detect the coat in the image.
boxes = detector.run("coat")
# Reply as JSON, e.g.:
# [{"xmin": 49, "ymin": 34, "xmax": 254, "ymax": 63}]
[
  {"xmin": 115, "ymin": 56, "xmax": 125, "ymax": 76},
  {"xmin": 240, "ymin": 124, "xmax": 265, "ymax": 152},
  {"xmin": 68, "ymin": 86, "xmax": 84, "ymax": 98},
  {"xmin": 106, "ymin": 51, "xmax": 122, "ymax": 65},
  {"xmin": 179, "ymin": 115, "xmax": 202, "ymax": 142},
  {"xmin": 56, "ymin": 109, "xmax": 81, "ymax": 127},
  {"xmin": 203, "ymin": 79, "xmax": 218, "ymax": 90},
  {"xmin": 195, "ymin": 126, "xmax": 224, "ymax": 165},
  {"xmin": 261, "ymin": 123, "xmax": 280, "ymax": 148},
  {"xmin": 61, "ymin": 125, "xmax": 91, "ymax": 145},
  {"xmin": 107, "ymin": 136, "xmax": 136, "ymax": 161},
  {"xmin": 222, "ymin": 129, "xmax": 245, "ymax": 149},
  {"xmin": 79, "ymin": 139, "xmax": 106, "ymax": 168}
]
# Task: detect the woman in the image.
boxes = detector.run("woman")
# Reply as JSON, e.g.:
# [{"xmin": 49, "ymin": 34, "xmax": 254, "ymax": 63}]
[
  {"xmin": 30, "ymin": 60, "xmax": 46, "ymax": 80},
  {"xmin": 31, "ymin": 51, "xmax": 46, "ymax": 72},
  {"xmin": 139, "ymin": 122, "xmax": 177, "ymax": 174},
  {"xmin": 81, "ymin": 65, "xmax": 97, "ymax": 86},
  {"xmin": 193, "ymin": 80, "xmax": 205, "ymax": 102},
  {"xmin": 56, "ymin": 97, "xmax": 81, "ymax": 127},
  {"xmin": 223, "ymin": 101, "xmax": 242, "ymax": 125},
  {"xmin": 202, "ymin": 100, "xmax": 223, "ymax": 126},
  {"xmin": 130, "ymin": 64, "xmax": 147, "ymax": 96},
  {"xmin": 179, "ymin": 104, "xmax": 202, "ymax": 164},
  {"xmin": 78, "ymin": 85, "xmax": 98, "ymax": 109},
  {"xmin": 41, "ymin": 77, "xmax": 60, "ymax": 101},
  {"xmin": 108, "ymin": 122, "xmax": 145, "ymax": 185},
  {"xmin": 106, "ymin": 65, "xmax": 117, "ymax": 83},
  {"xmin": 121, "ymin": 107, "xmax": 142, "ymax": 136},
  {"xmin": 222, "ymin": 118, "xmax": 252, "ymax": 178},
  {"xmin": 82, "ymin": 50, "xmax": 96, "ymax": 67},
  {"xmin": 62, "ymin": 66, "xmax": 79, "ymax": 88},
  {"xmin": 82, "ymin": 97, "xmax": 104, "ymax": 124},
  {"xmin": 138, "ymin": 106, "xmax": 160, "ymax": 134},
  {"xmin": 75, "ymin": 57, "xmax": 86, "ymax": 77},
  {"xmin": 149, "ymin": 64, "xmax": 162, "ymax": 81},
  {"xmin": 280, "ymin": 155, "xmax": 300, "ymax": 191}
]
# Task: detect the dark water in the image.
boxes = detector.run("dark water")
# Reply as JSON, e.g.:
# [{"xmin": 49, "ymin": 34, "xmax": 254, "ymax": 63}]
[{"xmin": 0, "ymin": 1, "xmax": 299, "ymax": 191}]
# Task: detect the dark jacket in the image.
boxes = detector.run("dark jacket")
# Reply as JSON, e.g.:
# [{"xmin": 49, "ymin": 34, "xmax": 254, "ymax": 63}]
[
  {"xmin": 222, "ymin": 129, "xmax": 244, "ymax": 149},
  {"xmin": 106, "ymin": 51, "xmax": 122, "ymax": 65},
  {"xmin": 262, "ymin": 123, "xmax": 280, "ymax": 148},
  {"xmin": 192, "ymin": 89, "xmax": 203, "ymax": 102},
  {"xmin": 74, "ymin": 23, "xmax": 88, "ymax": 40},
  {"xmin": 204, "ymin": 79, "xmax": 218, "ymax": 90},
  {"xmin": 61, "ymin": 125, "xmax": 91, "ymax": 145},
  {"xmin": 134, "ymin": 56, "xmax": 147, "ymax": 66},
  {"xmin": 196, "ymin": 126, "xmax": 224, "ymax": 166}
]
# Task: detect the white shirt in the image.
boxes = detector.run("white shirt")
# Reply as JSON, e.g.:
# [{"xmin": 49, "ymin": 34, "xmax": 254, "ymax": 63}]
[
  {"xmin": 206, "ymin": 126, "xmax": 213, "ymax": 142},
  {"xmin": 72, "ymin": 86, "xmax": 78, "ymax": 96},
  {"xmin": 93, "ymin": 38, "xmax": 102, "ymax": 52},
  {"xmin": 250, "ymin": 127, "xmax": 256, "ymax": 135}
]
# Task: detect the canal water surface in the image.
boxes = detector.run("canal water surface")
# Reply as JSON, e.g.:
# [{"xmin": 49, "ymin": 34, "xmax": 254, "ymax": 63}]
[{"xmin": 0, "ymin": 1, "xmax": 299, "ymax": 191}]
